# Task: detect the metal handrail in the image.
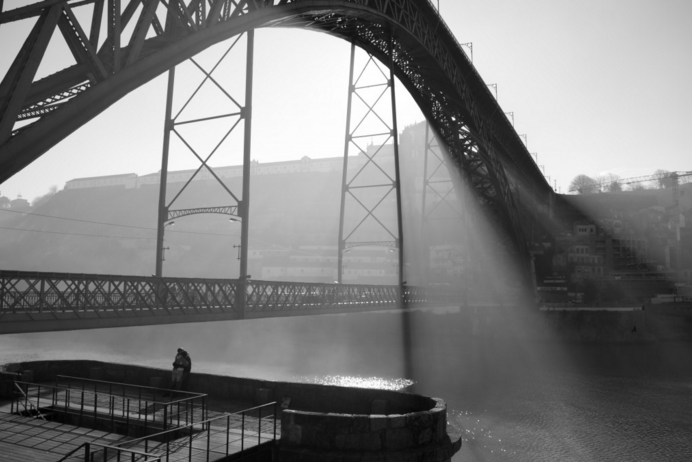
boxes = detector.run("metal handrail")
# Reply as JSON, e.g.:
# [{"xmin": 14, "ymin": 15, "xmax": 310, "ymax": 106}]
[
  {"xmin": 1, "ymin": 271, "xmax": 466, "ymax": 315},
  {"xmin": 114, "ymin": 401, "xmax": 278, "ymax": 460},
  {"xmin": 57, "ymin": 441, "xmax": 162, "ymax": 462},
  {"xmin": 12, "ymin": 380, "xmax": 204, "ymax": 436},
  {"xmin": 57, "ymin": 375, "xmax": 206, "ymax": 400},
  {"xmin": 12, "ymin": 382, "xmax": 47, "ymax": 420}
]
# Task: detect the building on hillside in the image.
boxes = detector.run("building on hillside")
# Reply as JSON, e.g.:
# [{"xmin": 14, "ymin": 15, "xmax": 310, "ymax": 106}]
[
  {"xmin": 64, "ymin": 155, "xmax": 364, "ymax": 191},
  {"xmin": 9, "ymin": 195, "xmax": 30, "ymax": 211},
  {"xmin": 65, "ymin": 173, "xmax": 138, "ymax": 190},
  {"xmin": 247, "ymin": 245, "xmax": 399, "ymax": 285}
]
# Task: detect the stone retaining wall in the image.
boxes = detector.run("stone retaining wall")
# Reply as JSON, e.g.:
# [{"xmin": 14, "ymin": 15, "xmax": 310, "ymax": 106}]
[
  {"xmin": 279, "ymin": 395, "xmax": 460, "ymax": 462},
  {"xmin": 1, "ymin": 360, "xmax": 433, "ymax": 413}
]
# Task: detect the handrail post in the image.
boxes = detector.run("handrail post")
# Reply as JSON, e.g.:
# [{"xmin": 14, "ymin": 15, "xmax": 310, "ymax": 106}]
[
  {"xmin": 188, "ymin": 419, "xmax": 194, "ymax": 460},
  {"xmin": 258, "ymin": 405, "xmax": 262, "ymax": 446},
  {"xmin": 274, "ymin": 402, "xmax": 277, "ymax": 440},
  {"xmin": 241, "ymin": 412, "xmax": 245, "ymax": 451},
  {"xmin": 226, "ymin": 415, "xmax": 230, "ymax": 458},
  {"xmin": 110, "ymin": 396, "xmax": 115, "ymax": 432},
  {"xmin": 206, "ymin": 416, "xmax": 211, "ymax": 462},
  {"xmin": 84, "ymin": 442, "xmax": 90, "ymax": 462}
]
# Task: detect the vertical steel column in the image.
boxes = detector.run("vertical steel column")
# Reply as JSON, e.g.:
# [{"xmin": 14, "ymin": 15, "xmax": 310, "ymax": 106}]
[
  {"xmin": 337, "ymin": 42, "xmax": 356, "ymax": 284},
  {"xmin": 389, "ymin": 31, "xmax": 412, "ymax": 383},
  {"xmin": 420, "ymin": 122, "xmax": 432, "ymax": 285},
  {"xmin": 389, "ymin": 35, "xmax": 404, "ymax": 289},
  {"xmin": 155, "ymin": 68, "xmax": 175, "ymax": 278},
  {"xmin": 238, "ymin": 30, "xmax": 255, "ymax": 318}
]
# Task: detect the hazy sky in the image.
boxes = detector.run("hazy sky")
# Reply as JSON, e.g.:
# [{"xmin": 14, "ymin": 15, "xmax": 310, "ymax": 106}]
[{"xmin": 0, "ymin": 0, "xmax": 690, "ymax": 202}]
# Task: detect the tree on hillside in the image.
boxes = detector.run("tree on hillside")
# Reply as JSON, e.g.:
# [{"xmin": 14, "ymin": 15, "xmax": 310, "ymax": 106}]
[
  {"xmin": 32, "ymin": 185, "xmax": 58, "ymax": 208},
  {"xmin": 569, "ymin": 174, "xmax": 599, "ymax": 194},
  {"xmin": 607, "ymin": 181, "xmax": 622, "ymax": 192},
  {"xmin": 652, "ymin": 169, "xmax": 673, "ymax": 189},
  {"xmin": 596, "ymin": 173, "xmax": 621, "ymax": 193},
  {"xmin": 629, "ymin": 183, "xmax": 648, "ymax": 191},
  {"xmin": 0, "ymin": 192, "xmax": 9, "ymax": 208}
]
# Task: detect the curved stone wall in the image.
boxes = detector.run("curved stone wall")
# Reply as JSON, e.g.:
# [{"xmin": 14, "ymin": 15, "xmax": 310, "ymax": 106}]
[{"xmin": 280, "ymin": 396, "xmax": 461, "ymax": 462}]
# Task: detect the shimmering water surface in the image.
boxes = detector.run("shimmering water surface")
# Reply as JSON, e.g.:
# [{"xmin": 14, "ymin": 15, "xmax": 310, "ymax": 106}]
[{"xmin": 2, "ymin": 311, "xmax": 691, "ymax": 462}]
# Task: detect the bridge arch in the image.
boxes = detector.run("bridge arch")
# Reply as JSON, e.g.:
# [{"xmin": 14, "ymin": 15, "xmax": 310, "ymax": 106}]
[{"xmin": 0, "ymin": 0, "xmax": 550, "ymax": 256}]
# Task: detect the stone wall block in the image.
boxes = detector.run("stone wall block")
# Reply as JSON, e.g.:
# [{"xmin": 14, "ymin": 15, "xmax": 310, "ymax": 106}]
[
  {"xmin": 417, "ymin": 428, "xmax": 433, "ymax": 445},
  {"xmin": 361, "ymin": 453, "xmax": 386, "ymax": 462},
  {"xmin": 429, "ymin": 402, "xmax": 446, "ymax": 441},
  {"xmin": 341, "ymin": 433, "xmax": 382, "ymax": 451},
  {"xmin": 283, "ymin": 423, "xmax": 302, "ymax": 446},
  {"xmin": 303, "ymin": 427, "xmax": 331, "ymax": 449},
  {"xmin": 406, "ymin": 411, "xmax": 433, "ymax": 429},
  {"xmin": 335, "ymin": 434, "xmax": 347, "ymax": 449},
  {"xmin": 389, "ymin": 414, "xmax": 406, "ymax": 428},
  {"xmin": 385, "ymin": 427, "xmax": 414, "ymax": 450},
  {"xmin": 370, "ymin": 415, "xmax": 388, "ymax": 431},
  {"xmin": 351, "ymin": 416, "xmax": 371, "ymax": 433},
  {"xmin": 361, "ymin": 433, "xmax": 383, "ymax": 451}
]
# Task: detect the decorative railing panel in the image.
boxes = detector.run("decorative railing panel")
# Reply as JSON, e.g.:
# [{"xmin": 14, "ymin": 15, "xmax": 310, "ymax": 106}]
[
  {"xmin": 0, "ymin": 270, "xmax": 239, "ymax": 319},
  {"xmin": 0, "ymin": 270, "xmax": 467, "ymax": 332}
]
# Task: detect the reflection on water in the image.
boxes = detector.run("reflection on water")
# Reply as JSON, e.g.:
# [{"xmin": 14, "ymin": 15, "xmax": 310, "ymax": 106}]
[
  {"xmin": 293, "ymin": 375, "xmax": 414, "ymax": 391},
  {"xmin": 447, "ymin": 372, "xmax": 692, "ymax": 462},
  {"xmin": 2, "ymin": 310, "xmax": 692, "ymax": 462}
]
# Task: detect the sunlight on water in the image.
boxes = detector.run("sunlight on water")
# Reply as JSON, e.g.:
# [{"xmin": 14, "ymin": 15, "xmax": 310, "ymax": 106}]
[
  {"xmin": 448, "ymin": 409, "xmax": 517, "ymax": 461},
  {"xmin": 294, "ymin": 375, "xmax": 414, "ymax": 391}
]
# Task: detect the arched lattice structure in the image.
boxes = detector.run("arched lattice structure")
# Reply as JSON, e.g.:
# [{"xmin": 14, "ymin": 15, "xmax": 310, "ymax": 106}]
[{"xmin": 0, "ymin": 0, "xmax": 552, "ymax": 257}]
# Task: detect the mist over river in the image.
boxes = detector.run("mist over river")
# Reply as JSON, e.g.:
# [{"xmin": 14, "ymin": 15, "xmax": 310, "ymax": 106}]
[{"xmin": 2, "ymin": 307, "xmax": 692, "ymax": 461}]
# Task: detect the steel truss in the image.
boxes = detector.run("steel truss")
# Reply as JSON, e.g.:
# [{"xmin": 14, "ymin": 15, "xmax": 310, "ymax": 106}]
[
  {"xmin": 0, "ymin": 270, "xmax": 467, "ymax": 334},
  {"xmin": 337, "ymin": 40, "xmax": 404, "ymax": 285},
  {"xmin": 154, "ymin": 31, "xmax": 253, "ymax": 286},
  {"xmin": 0, "ymin": 0, "xmax": 552, "ymax": 270}
]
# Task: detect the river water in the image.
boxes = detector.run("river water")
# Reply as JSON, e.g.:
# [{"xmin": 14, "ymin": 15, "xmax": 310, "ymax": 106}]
[{"xmin": 2, "ymin": 307, "xmax": 691, "ymax": 462}]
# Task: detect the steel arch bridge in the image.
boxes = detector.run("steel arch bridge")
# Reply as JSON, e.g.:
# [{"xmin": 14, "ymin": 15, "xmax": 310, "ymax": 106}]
[
  {"xmin": 0, "ymin": 0, "xmax": 551, "ymax": 245},
  {"xmin": 0, "ymin": 0, "xmax": 554, "ymax": 333}
]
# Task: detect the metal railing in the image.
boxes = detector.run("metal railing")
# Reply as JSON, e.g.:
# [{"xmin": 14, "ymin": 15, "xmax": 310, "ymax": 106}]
[
  {"xmin": 58, "ymin": 442, "xmax": 162, "ymax": 462},
  {"xmin": 91, "ymin": 402, "xmax": 279, "ymax": 462},
  {"xmin": 0, "ymin": 271, "xmax": 239, "ymax": 315},
  {"xmin": 11, "ymin": 377, "xmax": 207, "ymax": 436},
  {"xmin": 57, "ymin": 375, "xmax": 207, "ymax": 430},
  {"xmin": 0, "ymin": 270, "xmax": 467, "ymax": 321}
]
